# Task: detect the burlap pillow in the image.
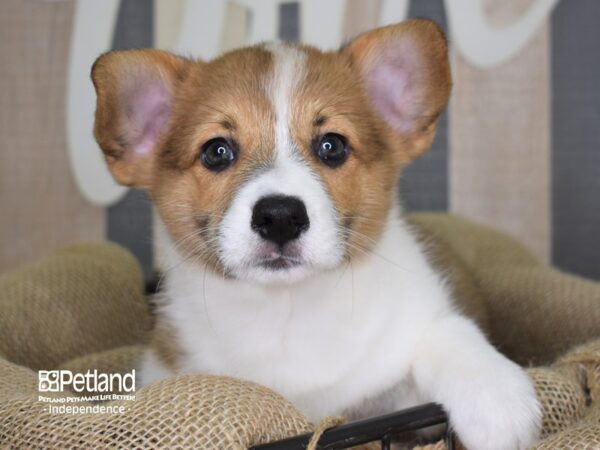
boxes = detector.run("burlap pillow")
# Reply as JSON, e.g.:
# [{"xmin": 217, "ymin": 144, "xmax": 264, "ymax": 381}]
[
  {"xmin": 2, "ymin": 340, "xmax": 599, "ymax": 449},
  {"xmin": 0, "ymin": 242, "xmax": 150, "ymax": 369},
  {"xmin": 1, "ymin": 213, "xmax": 599, "ymax": 449}
]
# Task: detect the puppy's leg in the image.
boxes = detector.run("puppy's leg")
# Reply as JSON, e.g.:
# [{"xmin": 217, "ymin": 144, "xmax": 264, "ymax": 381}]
[
  {"xmin": 137, "ymin": 317, "xmax": 181, "ymax": 388},
  {"xmin": 411, "ymin": 315, "xmax": 541, "ymax": 450}
]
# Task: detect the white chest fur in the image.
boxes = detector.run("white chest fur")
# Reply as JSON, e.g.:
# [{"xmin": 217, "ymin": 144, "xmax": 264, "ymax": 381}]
[{"xmin": 144, "ymin": 210, "xmax": 453, "ymax": 421}]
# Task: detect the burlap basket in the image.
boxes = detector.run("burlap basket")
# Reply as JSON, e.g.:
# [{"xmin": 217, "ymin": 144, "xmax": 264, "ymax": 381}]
[{"xmin": 0, "ymin": 214, "xmax": 599, "ymax": 449}]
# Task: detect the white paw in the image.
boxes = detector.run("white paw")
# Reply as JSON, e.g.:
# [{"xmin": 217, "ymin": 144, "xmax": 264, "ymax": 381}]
[{"xmin": 447, "ymin": 361, "xmax": 541, "ymax": 450}]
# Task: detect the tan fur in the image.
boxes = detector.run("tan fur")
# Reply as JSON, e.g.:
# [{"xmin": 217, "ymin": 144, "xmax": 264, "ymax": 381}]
[
  {"xmin": 91, "ymin": 19, "xmax": 450, "ymax": 272},
  {"xmin": 343, "ymin": 19, "xmax": 452, "ymax": 163},
  {"xmin": 151, "ymin": 47, "xmax": 275, "ymax": 273},
  {"xmin": 91, "ymin": 50, "xmax": 189, "ymax": 187},
  {"xmin": 288, "ymin": 46, "xmax": 399, "ymax": 258},
  {"xmin": 283, "ymin": 20, "xmax": 451, "ymax": 256},
  {"xmin": 150, "ymin": 318, "xmax": 181, "ymax": 371}
]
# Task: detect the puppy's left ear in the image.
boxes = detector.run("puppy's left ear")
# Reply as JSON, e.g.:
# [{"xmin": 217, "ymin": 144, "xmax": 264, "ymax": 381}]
[{"xmin": 342, "ymin": 19, "xmax": 451, "ymax": 163}]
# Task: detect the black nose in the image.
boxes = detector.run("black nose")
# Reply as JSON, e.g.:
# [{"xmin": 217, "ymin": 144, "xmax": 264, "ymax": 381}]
[{"xmin": 251, "ymin": 195, "xmax": 309, "ymax": 246}]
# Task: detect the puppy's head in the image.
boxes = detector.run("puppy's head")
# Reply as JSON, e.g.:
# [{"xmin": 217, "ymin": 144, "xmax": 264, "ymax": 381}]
[{"xmin": 92, "ymin": 19, "xmax": 451, "ymax": 284}]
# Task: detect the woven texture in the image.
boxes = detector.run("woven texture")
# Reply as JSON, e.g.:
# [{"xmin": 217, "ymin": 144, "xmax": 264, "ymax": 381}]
[
  {"xmin": 0, "ymin": 359, "xmax": 312, "ymax": 449},
  {"xmin": 1, "ymin": 214, "xmax": 600, "ymax": 449},
  {"xmin": 423, "ymin": 341, "xmax": 600, "ymax": 450},
  {"xmin": 411, "ymin": 213, "xmax": 600, "ymax": 366},
  {"xmin": 0, "ymin": 242, "xmax": 150, "ymax": 370}
]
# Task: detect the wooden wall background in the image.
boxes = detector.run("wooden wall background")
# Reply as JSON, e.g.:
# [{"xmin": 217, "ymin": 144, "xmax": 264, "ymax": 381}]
[
  {"xmin": 450, "ymin": 0, "xmax": 552, "ymax": 262},
  {"xmin": 1, "ymin": 0, "xmax": 598, "ymax": 281},
  {"xmin": 0, "ymin": 0, "xmax": 104, "ymax": 273}
]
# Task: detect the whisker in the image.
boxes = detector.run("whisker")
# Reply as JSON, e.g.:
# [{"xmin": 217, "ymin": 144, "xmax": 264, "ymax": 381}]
[{"xmin": 203, "ymin": 261, "xmax": 217, "ymax": 335}]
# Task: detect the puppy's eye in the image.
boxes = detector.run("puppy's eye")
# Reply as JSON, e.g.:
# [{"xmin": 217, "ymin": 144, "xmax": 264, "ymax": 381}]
[
  {"xmin": 315, "ymin": 133, "xmax": 348, "ymax": 168},
  {"xmin": 201, "ymin": 138, "xmax": 236, "ymax": 171}
]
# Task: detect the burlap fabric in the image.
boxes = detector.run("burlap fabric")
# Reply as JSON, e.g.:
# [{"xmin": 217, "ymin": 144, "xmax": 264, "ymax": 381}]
[
  {"xmin": 0, "ymin": 243, "xmax": 150, "ymax": 370},
  {"xmin": 410, "ymin": 213, "xmax": 600, "ymax": 366},
  {"xmin": 0, "ymin": 214, "xmax": 599, "ymax": 449}
]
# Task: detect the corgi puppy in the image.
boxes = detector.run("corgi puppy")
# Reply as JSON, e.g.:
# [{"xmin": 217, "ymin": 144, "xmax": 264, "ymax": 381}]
[{"xmin": 92, "ymin": 19, "xmax": 541, "ymax": 450}]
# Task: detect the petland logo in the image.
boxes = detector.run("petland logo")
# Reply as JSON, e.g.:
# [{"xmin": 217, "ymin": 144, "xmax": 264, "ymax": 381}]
[
  {"xmin": 38, "ymin": 370, "xmax": 136, "ymax": 414},
  {"xmin": 38, "ymin": 369, "xmax": 136, "ymax": 393}
]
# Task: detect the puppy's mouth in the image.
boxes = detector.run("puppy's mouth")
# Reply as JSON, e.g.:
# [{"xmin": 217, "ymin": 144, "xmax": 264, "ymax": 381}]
[
  {"xmin": 257, "ymin": 254, "xmax": 303, "ymax": 270},
  {"xmin": 254, "ymin": 246, "xmax": 304, "ymax": 271}
]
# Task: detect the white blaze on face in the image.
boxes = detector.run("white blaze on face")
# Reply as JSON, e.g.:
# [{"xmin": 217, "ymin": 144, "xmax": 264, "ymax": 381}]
[{"xmin": 217, "ymin": 44, "xmax": 344, "ymax": 284}]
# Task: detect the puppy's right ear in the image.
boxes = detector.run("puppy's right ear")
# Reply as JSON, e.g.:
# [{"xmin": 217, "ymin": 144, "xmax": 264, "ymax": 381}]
[{"xmin": 91, "ymin": 50, "xmax": 189, "ymax": 187}]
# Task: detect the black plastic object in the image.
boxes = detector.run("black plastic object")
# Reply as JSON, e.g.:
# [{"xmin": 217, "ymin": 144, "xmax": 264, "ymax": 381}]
[{"xmin": 250, "ymin": 402, "xmax": 454, "ymax": 450}]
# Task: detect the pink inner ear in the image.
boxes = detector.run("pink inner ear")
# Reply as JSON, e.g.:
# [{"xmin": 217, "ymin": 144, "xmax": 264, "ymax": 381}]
[
  {"xmin": 364, "ymin": 41, "xmax": 424, "ymax": 134},
  {"xmin": 127, "ymin": 81, "xmax": 172, "ymax": 155}
]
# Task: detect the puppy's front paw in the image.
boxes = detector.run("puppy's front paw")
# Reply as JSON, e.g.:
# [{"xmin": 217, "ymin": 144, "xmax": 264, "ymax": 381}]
[{"xmin": 448, "ymin": 362, "xmax": 541, "ymax": 450}]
